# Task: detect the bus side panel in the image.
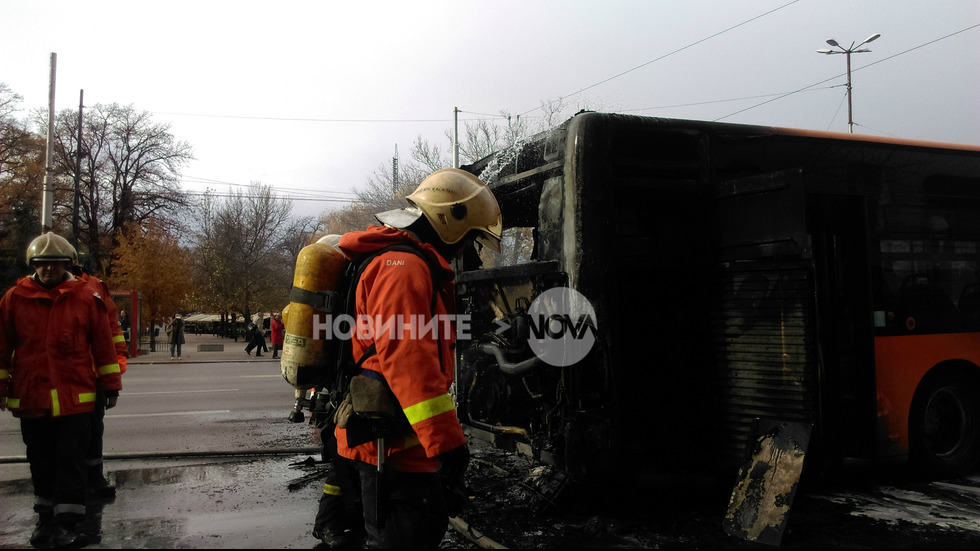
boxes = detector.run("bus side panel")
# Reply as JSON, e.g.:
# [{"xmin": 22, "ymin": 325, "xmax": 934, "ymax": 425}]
[{"xmin": 873, "ymin": 333, "xmax": 980, "ymax": 460}]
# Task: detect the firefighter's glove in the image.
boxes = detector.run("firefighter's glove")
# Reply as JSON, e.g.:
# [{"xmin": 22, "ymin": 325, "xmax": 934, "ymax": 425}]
[
  {"xmin": 441, "ymin": 473, "xmax": 470, "ymax": 518},
  {"xmin": 436, "ymin": 445, "xmax": 470, "ymax": 478},
  {"xmin": 334, "ymin": 392, "xmax": 353, "ymax": 429}
]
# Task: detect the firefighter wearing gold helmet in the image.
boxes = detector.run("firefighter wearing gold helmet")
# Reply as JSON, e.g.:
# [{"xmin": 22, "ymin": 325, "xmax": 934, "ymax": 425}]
[
  {"xmin": 25, "ymin": 231, "xmax": 79, "ymax": 267},
  {"xmin": 324, "ymin": 168, "xmax": 500, "ymax": 548},
  {"xmin": 375, "ymin": 168, "xmax": 503, "ymax": 254}
]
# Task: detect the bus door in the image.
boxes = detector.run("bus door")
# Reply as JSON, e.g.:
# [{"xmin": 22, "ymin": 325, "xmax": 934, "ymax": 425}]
[{"xmin": 805, "ymin": 192, "xmax": 876, "ymax": 464}]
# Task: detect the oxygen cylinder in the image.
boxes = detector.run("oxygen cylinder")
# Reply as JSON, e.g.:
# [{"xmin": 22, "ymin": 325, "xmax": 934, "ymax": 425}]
[{"xmin": 280, "ymin": 238, "xmax": 347, "ymax": 391}]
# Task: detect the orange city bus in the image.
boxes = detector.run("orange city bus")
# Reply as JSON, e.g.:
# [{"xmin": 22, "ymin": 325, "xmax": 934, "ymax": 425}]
[{"xmin": 454, "ymin": 112, "xmax": 980, "ymax": 480}]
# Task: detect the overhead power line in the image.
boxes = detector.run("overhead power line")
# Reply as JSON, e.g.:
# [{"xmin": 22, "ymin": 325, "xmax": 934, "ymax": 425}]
[
  {"xmin": 621, "ymin": 86, "xmax": 837, "ymax": 114},
  {"xmin": 144, "ymin": 17, "xmax": 976, "ymax": 143},
  {"xmin": 182, "ymin": 190, "xmax": 363, "ymax": 204},
  {"xmin": 518, "ymin": 0, "xmax": 802, "ymax": 117},
  {"xmin": 715, "ymin": 23, "xmax": 980, "ymax": 122},
  {"xmin": 180, "ymin": 175, "xmax": 361, "ymax": 206},
  {"xmin": 154, "ymin": 112, "xmax": 452, "ymax": 123}
]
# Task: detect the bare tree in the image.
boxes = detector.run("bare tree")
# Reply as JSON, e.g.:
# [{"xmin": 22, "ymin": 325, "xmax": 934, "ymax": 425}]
[
  {"xmin": 411, "ymin": 135, "xmax": 445, "ymax": 173},
  {"xmin": 193, "ymin": 184, "xmax": 304, "ymax": 320},
  {"xmin": 43, "ymin": 103, "xmax": 193, "ymax": 274},
  {"xmin": 319, "ymin": 202, "xmax": 376, "ymax": 236},
  {"xmin": 281, "ymin": 215, "xmax": 324, "ymax": 261},
  {"xmin": 538, "ymin": 96, "xmax": 570, "ymax": 133},
  {"xmin": 315, "ymin": 97, "xmax": 597, "ymax": 241}
]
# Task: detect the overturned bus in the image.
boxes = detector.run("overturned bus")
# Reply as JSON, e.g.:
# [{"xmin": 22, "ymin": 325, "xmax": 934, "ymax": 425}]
[{"xmin": 454, "ymin": 112, "xmax": 980, "ymax": 481}]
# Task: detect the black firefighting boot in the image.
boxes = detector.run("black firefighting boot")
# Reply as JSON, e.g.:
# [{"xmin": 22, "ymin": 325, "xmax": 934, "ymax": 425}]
[
  {"xmin": 313, "ymin": 486, "xmax": 362, "ymax": 548},
  {"xmin": 49, "ymin": 522, "xmax": 88, "ymax": 549},
  {"xmin": 29, "ymin": 509, "xmax": 54, "ymax": 548},
  {"xmin": 87, "ymin": 466, "xmax": 116, "ymax": 497}
]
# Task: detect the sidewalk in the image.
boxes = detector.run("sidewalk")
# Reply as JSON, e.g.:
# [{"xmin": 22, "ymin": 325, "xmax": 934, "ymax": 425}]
[{"xmin": 128, "ymin": 333, "xmax": 279, "ymax": 365}]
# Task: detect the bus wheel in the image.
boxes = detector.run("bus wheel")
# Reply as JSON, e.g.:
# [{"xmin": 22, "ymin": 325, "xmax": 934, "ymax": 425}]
[{"xmin": 909, "ymin": 371, "xmax": 980, "ymax": 478}]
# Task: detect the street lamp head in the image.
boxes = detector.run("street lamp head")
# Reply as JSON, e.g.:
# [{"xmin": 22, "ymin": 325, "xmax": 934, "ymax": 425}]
[
  {"xmin": 859, "ymin": 33, "xmax": 881, "ymax": 47},
  {"xmin": 816, "ymin": 49, "xmax": 837, "ymax": 54},
  {"xmin": 826, "ymin": 38, "xmax": 840, "ymax": 47}
]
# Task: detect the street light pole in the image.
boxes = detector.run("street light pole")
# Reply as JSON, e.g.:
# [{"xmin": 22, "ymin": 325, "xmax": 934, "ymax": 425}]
[{"xmin": 817, "ymin": 33, "xmax": 880, "ymax": 133}]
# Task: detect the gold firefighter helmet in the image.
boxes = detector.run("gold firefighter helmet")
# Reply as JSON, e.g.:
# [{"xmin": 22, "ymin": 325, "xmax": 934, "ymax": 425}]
[
  {"xmin": 376, "ymin": 168, "xmax": 503, "ymax": 252},
  {"xmin": 26, "ymin": 232, "xmax": 78, "ymax": 266}
]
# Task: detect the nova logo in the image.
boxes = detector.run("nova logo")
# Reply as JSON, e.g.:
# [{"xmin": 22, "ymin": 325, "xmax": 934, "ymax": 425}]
[
  {"xmin": 528, "ymin": 314, "xmax": 596, "ymax": 340},
  {"xmin": 526, "ymin": 287, "xmax": 597, "ymax": 367}
]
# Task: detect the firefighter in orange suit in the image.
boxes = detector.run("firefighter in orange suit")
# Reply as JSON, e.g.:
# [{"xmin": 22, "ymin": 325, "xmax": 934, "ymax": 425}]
[
  {"xmin": 334, "ymin": 169, "xmax": 502, "ymax": 548},
  {"xmin": 73, "ymin": 266, "xmax": 129, "ymax": 497},
  {"xmin": 0, "ymin": 232, "xmax": 122, "ymax": 548}
]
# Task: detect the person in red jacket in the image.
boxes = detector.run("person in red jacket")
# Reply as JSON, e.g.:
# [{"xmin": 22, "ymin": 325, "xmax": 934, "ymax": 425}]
[
  {"xmin": 0, "ymin": 232, "xmax": 122, "ymax": 548},
  {"xmin": 270, "ymin": 312, "xmax": 285, "ymax": 359},
  {"xmin": 334, "ymin": 169, "xmax": 501, "ymax": 548}
]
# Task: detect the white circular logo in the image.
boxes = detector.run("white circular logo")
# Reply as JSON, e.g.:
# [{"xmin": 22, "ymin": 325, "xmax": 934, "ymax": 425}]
[{"xmin": 526, "ymin": 287, "xmax": 597, "ymax": 367}]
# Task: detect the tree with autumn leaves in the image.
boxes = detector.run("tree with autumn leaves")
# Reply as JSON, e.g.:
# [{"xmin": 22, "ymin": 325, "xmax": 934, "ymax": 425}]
[
  {"xmin": 0, "ymin": 83, "xmax": 47, "ymax": 285},
  {"xmin": 109, "ymin": 220, "xmax": 193, "ymax": 335}
]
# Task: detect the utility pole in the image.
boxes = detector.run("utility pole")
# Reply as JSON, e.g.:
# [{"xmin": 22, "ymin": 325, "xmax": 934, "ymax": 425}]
[
  {"xmin": 73, "ymin": 89, "xmax": 83, "ymax": 246},
  {"xmin": 453, "ymin": 107, "xmax": 460, "ymax": 168},
  {"xmin": 41, "ymin": 53, "xmax": 57, "ymax": 233},
  {"xmin": 817, "ymin": 34, "xmax": 880, "ymax": 133},
  {"xmin": 392, "ymin": 144, "xmax": 398, "ymax": 195}
]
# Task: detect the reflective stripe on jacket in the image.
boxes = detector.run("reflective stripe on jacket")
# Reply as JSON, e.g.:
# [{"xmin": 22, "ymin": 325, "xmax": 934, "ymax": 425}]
[
  {"xmin": 335, "ymin": 226, "xmax": 465, "ymax": 473},
  {"xmin": 0, "ymin": 275, "xmax": 122, "ymax": 418},
  {"xmin": 78, "ymin": 272, "xmax": 129, "ymax": 373}
]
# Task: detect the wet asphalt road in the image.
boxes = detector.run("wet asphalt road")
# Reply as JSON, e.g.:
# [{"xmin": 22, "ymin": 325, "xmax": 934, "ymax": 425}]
[
  {"xmin": 0, "ymin": 335, "xmax": 328, "ymax": 549},
  {"xmin": 2, "ymin": 335, "xmax": 980, "ymax": 548},
  {"xmin": 0, "ymin": 453, "xmax": 328, "ymax": 549}
]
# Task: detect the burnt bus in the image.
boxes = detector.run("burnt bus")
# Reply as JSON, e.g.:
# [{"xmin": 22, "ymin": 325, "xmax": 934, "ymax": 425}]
[{"xmin": 454, "ymin": 112, "xmax": 980, "ymax": 480}]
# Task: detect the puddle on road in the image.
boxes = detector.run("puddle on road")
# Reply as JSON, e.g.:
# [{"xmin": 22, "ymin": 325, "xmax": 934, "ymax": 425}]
[{"xmin": 0, "ymin": 454, "xmax": 324, "ymax": 549}]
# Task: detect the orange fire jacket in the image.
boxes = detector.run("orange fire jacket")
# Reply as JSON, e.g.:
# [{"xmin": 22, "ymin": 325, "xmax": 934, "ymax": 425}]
[
  {"xmin": 0, "ymin": 274, "xmax": 122, "ymax": 418},
  {"xmin": 335, "ymin": 226, "xmax": 466, "ymax": 473},
  {"xmin": 78, "ymin": 271, "xmax": 129, "ymax": 373}
]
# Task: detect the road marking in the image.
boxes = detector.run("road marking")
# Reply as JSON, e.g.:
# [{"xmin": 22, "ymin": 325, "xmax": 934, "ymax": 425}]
[
  {"xmin": 125, "ymin": 375, "xmax": 281, "ymax": 382},
  {"xmin": 124, "ymin": 389, "xmax": 239, "ymax": 396},
  {"xmin": 107, "ymin": 410, "xmax": 231, "ymax": 419}
]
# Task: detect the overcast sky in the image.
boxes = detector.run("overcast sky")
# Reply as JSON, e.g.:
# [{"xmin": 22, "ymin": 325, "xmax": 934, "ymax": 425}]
[{"xmin": 2, "ymin": 0, "xmax": 978, "ymax": 220}]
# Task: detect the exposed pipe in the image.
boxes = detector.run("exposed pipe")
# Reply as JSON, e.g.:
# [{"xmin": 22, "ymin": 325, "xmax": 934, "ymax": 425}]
[
  {"xmin": 449, "ymin": 516, "xmax": 508, "ymax": 549},
  {"xmin": 478, "ymin": 343, "xmax": 543, "ymax": 375}
]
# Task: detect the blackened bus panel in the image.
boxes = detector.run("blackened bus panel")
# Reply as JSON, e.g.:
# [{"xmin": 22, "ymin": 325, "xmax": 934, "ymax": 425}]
[
  {"xmin": 458, "ymin": 113, "xmax": 716, "ymax": 476},
  {"xmin": 458, "ymin": 112, "xmax": 980, "ymax": 480}
]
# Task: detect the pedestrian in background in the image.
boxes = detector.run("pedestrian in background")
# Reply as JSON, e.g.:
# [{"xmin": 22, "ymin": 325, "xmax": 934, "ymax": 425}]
[
  {"xmin": 167, "ymin": 313, "xmax": 185, "ymax": 360},
  {"xmin": 0, "ymin": 232, "xmax": 122, "ymax": 548},
  {"xmin": 118, "ymin": 309, "xmax": 131, "ymax": 348},
  {"xmin": 270, "ymin": 312, "xmax": 284, "ymax": 359},
  {"xmin": 244, "ymin": 312, "xmax": 267, "ymax": 357}
]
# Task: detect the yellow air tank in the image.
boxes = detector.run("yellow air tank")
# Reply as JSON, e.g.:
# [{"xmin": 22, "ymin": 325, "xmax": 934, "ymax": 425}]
[{"xmin": 280, "ymin": 237, "xmax": 347, "ymax": 390}]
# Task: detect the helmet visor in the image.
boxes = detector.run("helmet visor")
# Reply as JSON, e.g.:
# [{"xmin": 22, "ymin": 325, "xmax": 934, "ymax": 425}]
[
  {"xmin": 375, "ymin": 206, "xmax": 424, "ymax": 229},
  {"xmin": 474, "ymin": 232, "xmax": 501, "ymax": 254}
]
